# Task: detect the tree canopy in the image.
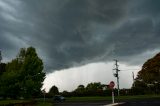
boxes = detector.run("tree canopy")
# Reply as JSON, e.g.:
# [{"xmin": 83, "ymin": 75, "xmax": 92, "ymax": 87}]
[
  {"xmin": 0, "ymin": 47, "xmax": 45, "ymax": 98},
  {"xmin": 0, "ymin": 63, "xmax": 6, "ymax": 75},
  {"xmin": 133, "ymin": 53, "xmax": 160, "ymax": 94},
  {"xmin": 48, "ymin": 85, "xmax": 59, "ymax": 96},
  {"xmin": 137, "ymin": 53, "xmax": 160, "ymax": 84}
]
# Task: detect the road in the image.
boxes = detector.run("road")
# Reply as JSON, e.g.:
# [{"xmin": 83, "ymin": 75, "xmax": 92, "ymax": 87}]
[
  {"xmin": 120, "ymin": 99, "xmax": 160, "ymax": 106},
  {"xmin": 54, "ymin": 101, "xmax": 110, "ymax": 106},
  {"xmin": 54, "ymin": 99, "xmax": 160, "ymax": 106}
]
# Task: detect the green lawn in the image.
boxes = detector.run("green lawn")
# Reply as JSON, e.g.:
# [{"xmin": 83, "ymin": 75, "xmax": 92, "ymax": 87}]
[
  {"xmin": 115, "ymin": 95, "xmax": 160, "ymax": 100},
  {"xmin": 0, "ymin": 100, "xmax": 30, "ymax": 105},
  {"xmin": 36, "ymin": 102, "xmax": 53, "ymax": 106},
  {"xmin": 66, "ymin": 96, "xmax": 110, "ymax": 102},
  {"xmin": 66, "ymin": 95, "xmax": 160, "ymax": 102},
  {"xmin": 0, "ymin": 95, "xmax": 159, "ymax": 105},
  {"xmin": 0, "ymin": 100, "xmax": 53, "ymax": 106}
]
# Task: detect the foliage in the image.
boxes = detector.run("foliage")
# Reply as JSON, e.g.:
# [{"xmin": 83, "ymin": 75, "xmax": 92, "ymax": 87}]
[
  {"xmin": 60, "ymin": 82, "xmax": 113, "ymax": 97},
  {"xmin": 0, "ymin": 63, "xmax": 6, "ymax": 75},
  {"xmin": 133, "ymin": 53, "xmax": 160, "ymax": 94},
  {"xmin": 48, "ymin": 85, "xmax": 59, "ymax": 96},
  {"xmin": 131, "ymin": 80, "xmax": 148, "ymax": 95},
  {"xmin": 61, "ymin": 90, "xmax": 71, "ymax": 97},
  {"xmin": 137, "ymin": 53, "xmax": 160, "ymax": 83},
  {"xmin": 0, "ymin": 47, "xmax": 45, "ymax": 98},
  {"xmin": 85, "ymin": 82, "xmax": 104, "ymax": 96}
]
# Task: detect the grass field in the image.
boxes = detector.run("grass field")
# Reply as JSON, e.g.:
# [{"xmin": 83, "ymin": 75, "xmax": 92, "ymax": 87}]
[
  {"xmin": 115, "ymin": 95, "xmax": 160, "ymax": 100},
  {"xmin": 0, "ymin": 100, "xmax": 53, "ymax": 106},
  {"xmin": 66, "ymin": 95, "xmax": 160, "ymax": 102},
  {"xmin": 0, "ymin": 100, "xmax": 30, "ymax": 105},
  {"xmin": 36, "ymin": 102, "xmax": 53, "ymax": 106},
  {"xmin": 66, "ymin": 96, "xmax": 110, "ymax": 102},
  {"xmin": 0, "ymin": 95, "xmax": 159, "ymax": 105}
]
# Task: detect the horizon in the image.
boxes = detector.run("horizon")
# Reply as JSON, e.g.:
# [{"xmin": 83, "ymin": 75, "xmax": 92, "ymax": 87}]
[{"xmin": 0, "ymin": 0, "xmax": 160, "ymax": 92}]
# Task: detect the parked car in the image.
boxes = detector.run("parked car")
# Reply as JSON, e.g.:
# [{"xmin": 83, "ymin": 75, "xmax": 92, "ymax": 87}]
[{"xmin": 53, "ymin": 95, "xmax": 66, "ymax": 102}]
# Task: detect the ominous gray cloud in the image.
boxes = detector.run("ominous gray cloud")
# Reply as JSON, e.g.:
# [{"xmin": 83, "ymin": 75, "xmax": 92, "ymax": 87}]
[{"xmin": 0, "ymin": 0, "xmax": 160, "ymax": 72}]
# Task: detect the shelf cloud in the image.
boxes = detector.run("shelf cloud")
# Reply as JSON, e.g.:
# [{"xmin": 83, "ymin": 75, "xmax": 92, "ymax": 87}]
[{"xmin": 0, "ymin": 0, "xmax": 160, "ymax": 73}]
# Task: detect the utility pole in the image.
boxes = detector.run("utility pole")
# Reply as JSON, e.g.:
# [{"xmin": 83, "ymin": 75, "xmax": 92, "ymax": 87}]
[{"xmin": 113, "ymin": 59, "xmax": 120, "ymax": 96}]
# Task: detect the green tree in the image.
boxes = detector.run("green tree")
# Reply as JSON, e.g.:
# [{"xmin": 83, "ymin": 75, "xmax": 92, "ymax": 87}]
[
  {"xmin": 0, "ymin": 47, "xmax": 45, "ymax": 98},
  {"xmin": 62, "ymin": 90, "xmax": 71, "ymax": 97},
  {"xmin": 86, "ymin": 82, "xmax": 102, "ymax": 90},
  {"xmin": 74, "ymin": 85, "xmax": 86, "ymax": 96},
  {"xmin": 0, "ymin": 59, "xmax": 21, "ymax": 98},
  {"xmin": 136, "ymin": 53, "xmax": 160, "ymax": 84},
  {"xmin": 48, "ymin": 85, "xmax": 59, "ymax": 96},
  {"xmin": 20, "ymin": 47, "xmax": 45, "ymax": 98},
  {"xmin": 133, "ymin": 53, "xmax": 160, "ymax": 94},
  {"xmin": 76, "ymin": 85, "xmax": 85, "ymax": 91},
  {"xmin": 0, "ymin": 63, "xmax": 6, "ymax": 75},
  {"xmin": 85, "ymin": 82, "xmax": 103, "ymax": 96}
]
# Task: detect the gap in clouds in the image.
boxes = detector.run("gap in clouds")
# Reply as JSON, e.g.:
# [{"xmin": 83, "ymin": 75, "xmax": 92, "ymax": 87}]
[{"xmin": 43, "ymin": 62, "xmax": 141, "ymax": 92}]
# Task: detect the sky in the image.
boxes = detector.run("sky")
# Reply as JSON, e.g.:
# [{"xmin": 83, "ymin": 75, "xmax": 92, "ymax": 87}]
[{"xmin": 0, "ymin": 0, "xmax": 160, "ymax": 92}]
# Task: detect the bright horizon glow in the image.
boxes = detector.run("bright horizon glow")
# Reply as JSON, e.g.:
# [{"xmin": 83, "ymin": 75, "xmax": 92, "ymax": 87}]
[{"xmin": 43, "ymin": 62, "xmax": 141, "ymax": 92}]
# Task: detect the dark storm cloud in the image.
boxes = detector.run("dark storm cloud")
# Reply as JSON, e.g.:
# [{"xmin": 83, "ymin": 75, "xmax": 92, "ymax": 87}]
[
  {"xmin": 0, "ymin": 0, "xmax": 160, "ymax": 72},
  {"xmin": 107, "ymin": 0, "xmax": 160, "ymax": 64}
]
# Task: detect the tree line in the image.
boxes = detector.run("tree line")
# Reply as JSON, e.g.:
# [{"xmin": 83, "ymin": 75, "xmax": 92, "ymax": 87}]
[
  {"xmin": 46, "ymin": 82, "xmax": 133, "ymax": 97},
  {"xmin": 0, "ymin": 47, "xmax": 45, "ymax": 99},
  {"xmin": 47, "ymin": 52, "xmax": 160, "ymax": 97},
  {"xmin": 0, "ymin": 47, "xmax": 160, "ymax": 98}
]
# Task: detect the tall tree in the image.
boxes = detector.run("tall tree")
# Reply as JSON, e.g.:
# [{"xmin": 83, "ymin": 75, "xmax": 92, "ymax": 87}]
[
  {"xmin": 20, "ymin": 47, "xmax": 45, "ymax": 97},
  {"xmin": 133, "ymin": 53, "xmax": 160, "ymax": 94},
  {"xmin": 136, "ymin": 53, "xmax": 160, "ymax": 84},
  {"xmin": 0, "ymin": 59, "xmax": 21, "ymax": 98},
  {"xmin": 0, "ymin": 47, "xmax": 45, "ymax": 98}
]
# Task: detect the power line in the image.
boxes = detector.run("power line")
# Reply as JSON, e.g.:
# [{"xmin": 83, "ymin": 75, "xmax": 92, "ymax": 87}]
[
  {"xmin": 121, "ymin": 69, "xmax": 140, "ymax": 70},
  {"xmin": 120, "ymin": 69, "xmax": 140, "ymax": 71}
]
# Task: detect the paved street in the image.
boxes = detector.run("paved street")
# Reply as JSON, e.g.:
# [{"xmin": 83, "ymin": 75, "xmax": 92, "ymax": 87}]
[
  {"xmin": 54, "ymin": 99, "xmax": 160, "ymax": 106},
  {"xmin": 120, "ymin": 100, "xmax": 160, "ymax": 106},
  {"xmin": 54, "ymin": 101, "xmax": 111, "ymax": 106}
]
